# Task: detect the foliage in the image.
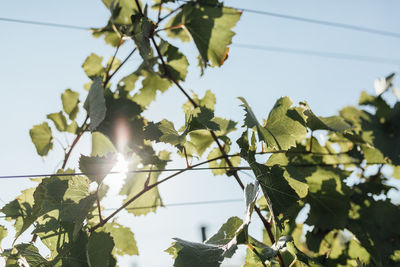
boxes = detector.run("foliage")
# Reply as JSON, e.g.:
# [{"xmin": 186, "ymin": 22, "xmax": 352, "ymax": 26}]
[{"xmin": 1, "ymin": 0, "xmax": 400, "ymax": 266}]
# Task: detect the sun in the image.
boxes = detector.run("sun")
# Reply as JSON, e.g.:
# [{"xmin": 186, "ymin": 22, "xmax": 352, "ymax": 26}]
[{"xmin": 103, "ymin": 153, "xmax": 128, "ymax": 190}]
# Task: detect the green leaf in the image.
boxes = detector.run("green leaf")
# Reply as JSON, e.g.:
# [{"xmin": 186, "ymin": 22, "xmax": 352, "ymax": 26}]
[
  {"xmin": 102, "ymin": 222, "xmax": 138, "ymax": 256},
  {"xmin": 29, "ymin": 122, "xmax": 53, "ymax": 156},
  {"xmin": 252, "ymin": 164, "xmax": 300, "ymax": 220},
  {"xmin": 263, "ymin": 97, "xmax": 307, "ymax": 150},
  {"xmin": 102, "ymin": 0, "xmax": 142, "ymax": 25},
  {"xmin": 132, "ymin": 70, "xmax": 172, "ymax": 107},
  {"xmin": 61, "ymin": 89, "xmax": 80, "ymax": 120},
  {"xmin": 168, "ymin": 1, "xmax": 241, "ymax": 67},
  {"xmin": 84, "ymin": 77, "xmax": 107, "ymax": 131},
  {"xmin": 185, "ymin": 107, "xmax": 220, "ymax": 132},
  {"xmin": 239, "ymin": 97, "xmax": 306, "ymax": 150},
  {"xmin": 87, "ymin": 232, "xmax": 115, "ymax": 267},
  {"xmin": 166, "ymin": 238, "xmax": 225, "ymax": 267},
  {"xmin": 157, "ymin": 119, "xmax": 185, "ymax": 146},
  {"xmin": 0, "ymin": 225, "xmax": 7, "ymax": 243},
  {"xmin": 79, "ymin": 153, "xmax": 117, "ymax": 184},
  {"xmin": 91, "ymin": 132, "xmax": 117, "ymax": 157},
  {"xmin": 82, "ymin": 53, "xmax": 105, "ymax": 78},
  {"xmin": 2, "ymin": 243, "xmax": 50, "ymax": 266},
  {"xmin": 182, "ymin": 90, "xmax": 216, "ymax": 113},
  {"xmin": 187, "ymin": 129, "xmax": 214, "ymax": 156},
  {"xmin": 47, "ymin": 111, "xmax": 68, "ymax": 132},
  {"xmin": 159, "ymin": 40, "xmax": 189, "ymax": 81},
  {"xmin": 206, "ymin": 217, "xmax": 243, "ymax": 246},
  {"xmin": 120, "ymin": 152, "xmax": 169, "ymax": 216},
  {"xmin": 0, "ymin": 188, "xmax": 36, "ymax": 239},
  {"xmin": 305, "ymin": 167, "xmax": 351, "ymax": 230},
  {"xmin": 301, "ymin": 102, "xmax": 353, "ymax": 133},
  {"xmin": 130, "ymin": 14, "xmax": 156, "ymax": 63},
  {"xmin": 207, "ymin": 145, "xmax": 240, "ymax": 175}
]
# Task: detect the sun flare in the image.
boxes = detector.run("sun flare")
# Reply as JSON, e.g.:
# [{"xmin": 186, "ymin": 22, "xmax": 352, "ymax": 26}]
[{"xmin": 104, "ymin": 153, "xmax": 128, "ymax": 189}]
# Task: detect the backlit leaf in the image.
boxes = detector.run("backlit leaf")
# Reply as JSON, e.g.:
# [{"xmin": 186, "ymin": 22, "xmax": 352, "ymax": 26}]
[
  {"xmin": 61, "ymin": 89, "xmax": 80, "ymax": 120},
  {"xmin": 29, "ymin": 122, "xmax": 53, "ymax": 156},
  {"xmin": 82, "ymin": 53, "xmax": 105, "ymax": 78},
  {"xmin": 168, "ymin": 1, "xmax": 241, "ymax": 67}
]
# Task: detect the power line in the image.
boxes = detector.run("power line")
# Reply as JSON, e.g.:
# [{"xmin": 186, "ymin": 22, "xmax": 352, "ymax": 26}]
[
  {"xmin": 233, "ymin": 43, "xmax": 400, "ymax": 65},
  {"xmin": 0, "ymin": 16, "xmax": 398, "ymax": 65},
  {"xmin": 106, "ymin": 198, "xmax": 243, "ymax": 211},
  {"xmin": 0, "ymin": 161, "xmax": 382, "ymax": 180},
  {"xmin": 0, "ymin": 17, "xmax": 89, "ymax": 30},
  {"xmin": 0, "ymin": 166, "xmax": 251, "ymax": 180},
  {"xmin": 0, "ymin": 198, "xmax": 243, "ymax": 218},
  {"xmin": 179, "ymin": 0, "xmax": 400, "ymax": 39}
]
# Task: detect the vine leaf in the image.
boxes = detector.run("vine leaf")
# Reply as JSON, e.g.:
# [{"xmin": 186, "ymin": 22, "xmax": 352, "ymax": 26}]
[
  {"xmin": 300, "ymin": 102, "xmax": 352, "ymax": 133},
  {"xmin": 86, "ymin": 231, "xmax": 115, "ymax": 267},
  {"xmin": 82, "ymin": 53, "xmax": 106, "ymax": 78},
  {"xmin": 239, "ymin": 96, "xmax": 307, "ymax": 150},
  {"xmin": 207, "ymin": 145, "xmax": 240, "ymax": 175},
  {"xmin": 47, "ymin": 111, "xmax": 77, "ymax": 133},
  {"xmin": 61, "ymin": 89, "xmax": 80, "ymax": 120},
  {"xmin": 167, "ymin": 0, "xmax": 241, "ymax": 67},
  {"xmin": 132, "ymin": 70, "xmax": 172, "ymax": 107},
  {"xmin": 79, "ymin": 153, "xmax": 117, "ymax": 184},
  {"xmin": 0, "ymin": 188, "xmax": 36, "ymax": 240},
  {"xmin": 158, "ymin": 40, "xmax": 189, "ymax": 81},
  {"xmin": 91, "ymin": 132, "xmax": 117, "ymax": 157},
  {"xmin": 0, "ymin": 225, "xmax": 7, "ymax": 243},
  {"xmin": 166, "ymin": 182, "xmax": 259, "ymax": 266},
  {"xmin": 1, "ymin": 243, "xmax": 49, "ymax": 266},
  {"xmin": 84, "ymin": 77, "xmax": 107, "ymax": 131},
  {"xmin": 305, "ymin": 168, "xmax": 351, "ymax": 230},
  {"xmin": 101, "ymin": 222, "xmax": 139, "ymax": 256},
  {"xmin": 166, "ymin": 238, "xmax": 225, "ymax": 267},
  {"xmin": 101, "ymin": 0, "xmax": 142, "ymax": 25},
  {"xmin": 120, "ymin": 151, "xmax": 170, "ymax": 216},
  {"xmin": 130, "ymin": 14, "xmax": 156, "ymax": 64},
  {"xmin": 263, "ymin": 97, "xmax": 307, "ymax": 150},
  {"xmin": 29, "ymin": 122, "xmax": 53, "ymax": 156}
]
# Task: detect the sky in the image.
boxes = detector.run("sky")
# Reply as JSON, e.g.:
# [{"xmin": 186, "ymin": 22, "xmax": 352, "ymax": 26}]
[{"xmin": 0, "ymin": 0, "xmax": 400, "ymax": 266}]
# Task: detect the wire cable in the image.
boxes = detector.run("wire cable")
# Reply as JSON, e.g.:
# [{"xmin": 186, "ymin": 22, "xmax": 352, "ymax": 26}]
[
  {"xmin": 179, "ymin": 0, "xmax": 400, "ymax": 39},
  {"xmin": 0, "ymin": 198, "xmax": 243, "ymax": 218},
  {"xmin": 233, "ymin": 43, "xmax": 400, "ymax": 65},
  {"xmin": 0, "ymin": 166, "xmax": 251, "ymax": 180},
  {"xmin": 0, "ymin": 16, "xmax": 398, "ymax": 64},
  {"xmin": 0, "ymin": 17, "xmax": 89, "ymax": 30},
  {"xmin": 105, "ymin": 198, "xmax": 243, "ymax": 211}
]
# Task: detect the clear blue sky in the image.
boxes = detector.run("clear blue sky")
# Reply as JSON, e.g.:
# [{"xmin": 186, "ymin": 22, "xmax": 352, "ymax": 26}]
[{"xmin": 0, "ymin": 0, "xmax": 399, "ymax": 266}]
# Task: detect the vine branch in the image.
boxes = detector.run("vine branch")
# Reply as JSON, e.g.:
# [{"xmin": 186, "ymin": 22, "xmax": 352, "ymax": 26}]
[{"xmin": 134, "ymin": 0, "xmax": 285, "ymax": 264}]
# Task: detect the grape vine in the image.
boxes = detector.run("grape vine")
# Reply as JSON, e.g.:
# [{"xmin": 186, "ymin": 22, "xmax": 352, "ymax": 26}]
[{"xmin": 1, "ymin": 1, "xmax": 400, "ymax": 266}]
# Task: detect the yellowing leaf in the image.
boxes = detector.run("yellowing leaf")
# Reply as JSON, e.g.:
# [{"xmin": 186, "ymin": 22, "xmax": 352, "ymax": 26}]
[{"xmin": 29, "ymin": 122, "xmax": 53, "ymax": 156}]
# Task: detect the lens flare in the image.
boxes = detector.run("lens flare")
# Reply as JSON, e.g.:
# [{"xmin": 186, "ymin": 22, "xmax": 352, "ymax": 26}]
[{"xmin": 104, "ymin": 153, "xmax": 128, "ymax": 191}]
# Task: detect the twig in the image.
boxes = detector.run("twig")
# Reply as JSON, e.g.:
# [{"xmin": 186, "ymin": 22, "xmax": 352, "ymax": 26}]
[
  {"xmin": 105, "ymin": 47, "xmax": 137, "ymax": 85},
  {"xmin": 104, "ymin": 37, "xmax": 123, "ymax": 87},
  {"xmin": 158, "ymin": 5, "xmax": 184, "ymax": 24},
  {"xmin": 61, "ymin": 116, "xmax": 89, "ymax": 169}
]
